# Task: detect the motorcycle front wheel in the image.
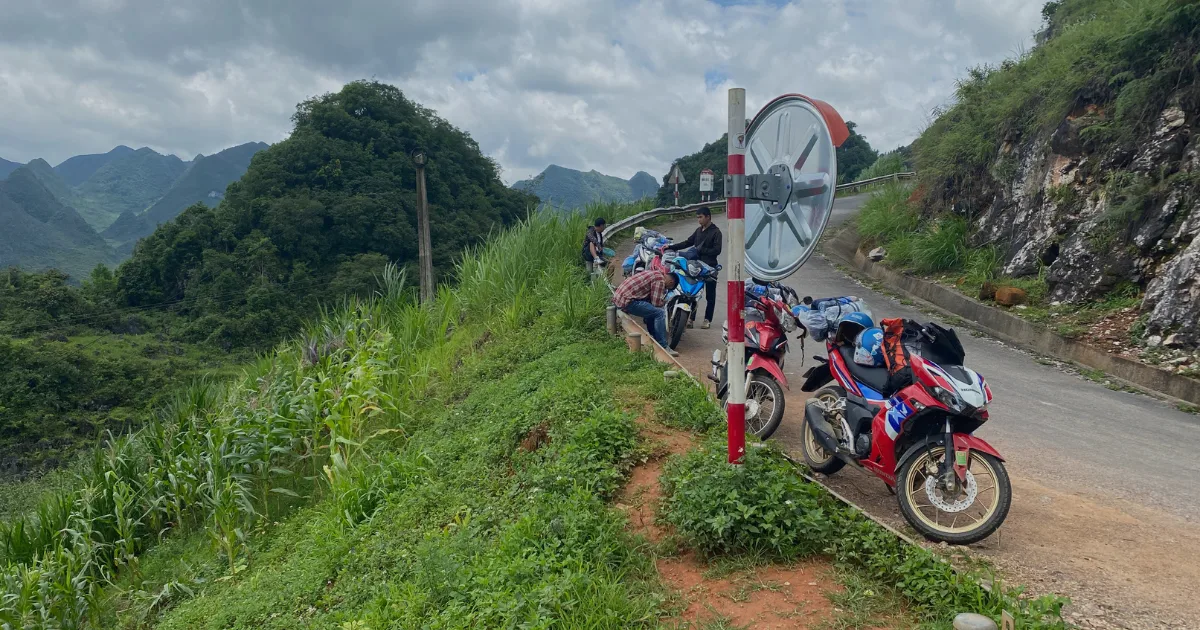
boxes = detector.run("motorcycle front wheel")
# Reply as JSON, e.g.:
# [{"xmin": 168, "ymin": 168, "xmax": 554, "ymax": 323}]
[
  {"xmin": 895, "ymin": 444, "xmax": 1012, "ymax": 545},
  {"xmin": 668, "ymin": 308, "xmax": 688, "ymax": 349},
  {"xmin": 743, "ymin": 373, "xmax": 785, "ymax": 440},
  {"xmin": 799, "ymin": 385, "xmax": 846, "ymax": 475}
]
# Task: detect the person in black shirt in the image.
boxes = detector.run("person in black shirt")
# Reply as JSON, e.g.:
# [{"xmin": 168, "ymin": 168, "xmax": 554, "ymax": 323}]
[
  {"xmin": 581, "ymin": 217, "xmax": 607, "ymax": 274},
  {"xmin": 665, "ymin": 207, "xmax": 722, "ymax": 328}
]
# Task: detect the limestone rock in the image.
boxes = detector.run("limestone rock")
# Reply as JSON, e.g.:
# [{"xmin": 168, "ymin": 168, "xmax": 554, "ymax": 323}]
[{"xmin": 1144, "ymin": 236, "xmax": 1200, "ymax": 347}]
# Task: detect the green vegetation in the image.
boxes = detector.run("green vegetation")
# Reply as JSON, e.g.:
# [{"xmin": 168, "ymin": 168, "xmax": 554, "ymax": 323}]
[
  {"xmin": 858, "ymin": 146, "xmax": 912, "ymax": 181},
  {"xmin": 660, "ymin": 440, "xmax": 1067, "ymax": 628},
  {"xmin": 512, "ymin": 164, "xmax": 656, "ymax": 210},
  {"xmin": 0, "ymin": 267, "xmax": 250, "ymax": 474},
  {"xmin": 915, "ymin": 0, "xmax": 1200, "ymax": 210},
  {"xmin": 3, "ymin": 81, "xmax": 542, "ymax": 480},
  {"xmin": 835, "ymin": 121, "xmax": 880, "ymax": 183},
  {"xmin": 117, "ymin": 81, "xmax": 536, "ymax": 350},
  {"xmin": 0, "ymin": 203, "xmax": 668, "ymax": 629}
]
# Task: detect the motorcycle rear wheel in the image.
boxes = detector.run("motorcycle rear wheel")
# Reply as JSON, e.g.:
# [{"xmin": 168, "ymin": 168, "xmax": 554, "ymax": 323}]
[
  {"xmin": 895, "ymin": 445, "xmax": 1011, "ymax": 545},
  {"xmin": 800, "ymin": 385, "xmax": 846, "ymax": 475}
]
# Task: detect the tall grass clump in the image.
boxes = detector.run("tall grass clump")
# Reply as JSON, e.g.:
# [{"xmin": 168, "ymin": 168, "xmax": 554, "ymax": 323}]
[
  {"xmin": 0, "ymin": 200, "xmax": 647, "ymax": 628},
  {"xmin": 856, "ymin": 183, "xmax": 920, "ymax": 245}
]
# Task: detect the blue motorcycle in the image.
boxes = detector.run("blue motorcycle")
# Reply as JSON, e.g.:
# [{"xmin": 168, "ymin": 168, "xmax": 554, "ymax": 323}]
[{"xmin": 663, "ymin": 250, "xmax": 721, "ymax": 349}]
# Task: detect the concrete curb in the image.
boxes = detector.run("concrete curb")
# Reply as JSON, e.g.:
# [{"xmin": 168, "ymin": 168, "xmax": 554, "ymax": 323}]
[{"xmin": 823, "ymin": 227, "xmax": 1200, "ymax": 407}]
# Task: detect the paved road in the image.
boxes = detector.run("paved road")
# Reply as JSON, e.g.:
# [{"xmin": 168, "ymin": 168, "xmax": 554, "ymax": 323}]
[{"xmin": 619, "ymin": 195, "xmax": 1200, "ymax": 629}]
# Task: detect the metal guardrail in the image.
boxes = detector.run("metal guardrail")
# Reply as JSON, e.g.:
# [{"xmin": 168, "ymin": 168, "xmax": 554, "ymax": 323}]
[
  {"xmin": 602, "ymin": 200, "xmax": 726, "ymax": 241},
  {"xmin": 602, "ymin": 172, "xmax": 915, "ymax": 242},
  {"xmin": 835, "ymin": 171, "xmax": 916, "ymax": 191}
]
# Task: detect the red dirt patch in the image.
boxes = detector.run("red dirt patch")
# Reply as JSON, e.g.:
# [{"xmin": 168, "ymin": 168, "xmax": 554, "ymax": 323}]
[
  {"xmin": 659, "ymin": 556, "xmax": 838, "ymax": 629},
  {"xmin": 618, "ymin": 419, "xmax": 849, "ymax": 628}
]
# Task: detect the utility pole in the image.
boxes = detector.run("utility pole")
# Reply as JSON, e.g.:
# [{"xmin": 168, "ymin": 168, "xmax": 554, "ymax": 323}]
[{"xmin": 412, "ymin": 150, "xmax": 434, "ymax": 303}]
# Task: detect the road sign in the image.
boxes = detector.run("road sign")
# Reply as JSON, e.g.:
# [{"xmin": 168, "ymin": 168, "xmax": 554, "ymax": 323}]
[
  {"xmin": 741, "ymin": 94, "xmax": 847, "ymax": 281},
  {"xmin": 668, "ymin": 164, "xmax": 686, "ymax": 185},
  {"xmin": 699, "ymin": 169, "xmax": 714, "ymax": 192}
]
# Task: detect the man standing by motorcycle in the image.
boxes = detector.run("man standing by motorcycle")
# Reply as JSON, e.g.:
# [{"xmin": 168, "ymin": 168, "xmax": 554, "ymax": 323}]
[
  {"xmin": 612, "ymin": 267, "xmax": 680, "ymax": 357},
  {"xmin": 665, "ymin": 207, "xmax": 722, "ymax": 329}
]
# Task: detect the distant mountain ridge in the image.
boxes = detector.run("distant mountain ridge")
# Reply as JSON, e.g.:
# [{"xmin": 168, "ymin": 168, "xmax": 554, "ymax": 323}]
[
  {"xmin": 53, "ymin": 145, "xmax": 136, "ymax": 186},
  {"xmin": 0, "ymin": 141, "xmax": 269, "ymax": 279},
  {"xmin": 512, "ymin": 164, "xmax": 658, "ymax": 209},
  {"xmin": 102, "ymin": 142, "xmax": 269, "ymax": 253},
  {"xmin": 0, "ymin": 157, "xmax": 20, "ymax": 180},
  {"xmin": 0, "ymin": 165, "xmax": 117, "ymax": 280}
]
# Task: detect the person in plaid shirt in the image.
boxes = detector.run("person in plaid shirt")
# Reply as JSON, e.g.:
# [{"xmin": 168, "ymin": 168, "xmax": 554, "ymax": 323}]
[{"xmin": 612, "ymin": 267, "xmax": 679, "ymax": 355}]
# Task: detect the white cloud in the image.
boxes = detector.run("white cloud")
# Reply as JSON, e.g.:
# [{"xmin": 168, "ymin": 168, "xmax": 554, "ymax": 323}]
[{"xmin": 0, "ymin": 0, "xmax": 1045, "ymax": 183}]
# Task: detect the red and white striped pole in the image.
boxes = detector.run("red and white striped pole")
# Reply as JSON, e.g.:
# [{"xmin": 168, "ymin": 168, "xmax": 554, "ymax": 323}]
[{"xmin": 726, "ymin": 88, "xmax": 747, "ymax": 464}]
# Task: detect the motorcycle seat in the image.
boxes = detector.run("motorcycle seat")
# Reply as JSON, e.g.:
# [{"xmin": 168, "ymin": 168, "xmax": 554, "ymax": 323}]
[{"xmin": 837, "ymin": 346, "xmax": 892, "ymax": 398}]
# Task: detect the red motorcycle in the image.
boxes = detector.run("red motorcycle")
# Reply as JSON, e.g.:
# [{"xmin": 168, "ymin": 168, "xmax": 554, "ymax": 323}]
[
  {"xmin": 798, "ymin": 320, "xmax": 1011, "ymax": 544},
  {"xmin": 708, "ymin": 284, "xmax": 806, "ymax": 440}
]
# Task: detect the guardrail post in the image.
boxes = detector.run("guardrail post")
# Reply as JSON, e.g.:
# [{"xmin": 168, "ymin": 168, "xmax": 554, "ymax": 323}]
[
  {"xmin": 626, "ymin": 332, "xmax": 642, "ymax": 352},
  {"xmin": 606, "ymin": 305, "xmax": 618, "ymax": 335},
  {"xmin": 726, "ymin": 88, "xmax": 747, "ymax": 465}
]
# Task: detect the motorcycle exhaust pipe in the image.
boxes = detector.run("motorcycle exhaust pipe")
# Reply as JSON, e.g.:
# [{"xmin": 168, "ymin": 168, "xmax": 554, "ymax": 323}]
[{"xmin": 804, "ymin": 400, "xmax": 841, "ymax": 455}]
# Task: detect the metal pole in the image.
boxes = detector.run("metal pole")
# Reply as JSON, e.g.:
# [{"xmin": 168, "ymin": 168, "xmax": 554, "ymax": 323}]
[
  {"xmin": 415, "ymin": 162, "xmax": 433, "ymax": 303},
  {"xmin": 726, "ymin": 88, "xmax": 747, "ymax": 465}
]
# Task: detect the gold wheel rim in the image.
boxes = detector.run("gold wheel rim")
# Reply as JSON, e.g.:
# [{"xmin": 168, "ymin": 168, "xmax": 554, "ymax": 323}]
[
  {"xmin": 905, "ymin": 447, "xmax": 1001, "ymax": 535},
  {"xmin": 803, "ymin": 392, "xmax": 838, "ymax": 465}
]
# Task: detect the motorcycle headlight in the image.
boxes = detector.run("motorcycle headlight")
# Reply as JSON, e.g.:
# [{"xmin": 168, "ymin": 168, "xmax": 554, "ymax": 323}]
[{"xmin": 931, "ymin": 386, "xmax": 968, "ymax": 413}]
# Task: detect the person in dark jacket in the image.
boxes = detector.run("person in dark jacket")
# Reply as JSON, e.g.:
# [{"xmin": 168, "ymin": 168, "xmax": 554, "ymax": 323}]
[
  {"xmin": 581, "ymin": 217, "xmax": 607, "ymax": 273},
  {"xmin": 666, "ymin": 207, "xmax": 722, "ymax": 329}
]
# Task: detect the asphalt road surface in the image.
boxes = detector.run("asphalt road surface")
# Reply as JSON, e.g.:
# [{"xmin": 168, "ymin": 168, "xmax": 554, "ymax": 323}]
[{"xmin": 618, "ymin": 194, "xmax": 1200, "ymax": 629}]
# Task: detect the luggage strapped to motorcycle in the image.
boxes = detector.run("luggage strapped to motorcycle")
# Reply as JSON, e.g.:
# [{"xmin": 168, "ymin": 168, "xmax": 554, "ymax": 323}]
[{"xmin": 880, "ymin": 318, "xmax": 919, "ymax": 393}]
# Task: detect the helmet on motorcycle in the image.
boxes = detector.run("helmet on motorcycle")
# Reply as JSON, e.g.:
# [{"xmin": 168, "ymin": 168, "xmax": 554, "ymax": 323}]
[
  {"xmin": 834, "ymin": 311, "xmax": 875, "ymax": 346},
  {"xmin": 853, "ymin": 327, "xmax": 885, "ymax": 367}
]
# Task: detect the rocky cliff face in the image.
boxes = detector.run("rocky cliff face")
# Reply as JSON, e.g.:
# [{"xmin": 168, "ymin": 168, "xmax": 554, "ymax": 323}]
[{"xmin": 970, "ymin": 95, "xmax": 1200, "ymax": 348}]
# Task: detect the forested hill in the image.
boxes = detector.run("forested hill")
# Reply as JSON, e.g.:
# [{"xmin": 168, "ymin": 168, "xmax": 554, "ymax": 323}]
[
  {"xmin": 512, "ymin": 164, "xmax": 657, "ymax": 209},
  {"xmin": 656, "ymin": 121, "xmax": 879, "ymax": 207},
  {"xmin": 116, "ymin": 80, "xmax": 537, "ymax": 348}
]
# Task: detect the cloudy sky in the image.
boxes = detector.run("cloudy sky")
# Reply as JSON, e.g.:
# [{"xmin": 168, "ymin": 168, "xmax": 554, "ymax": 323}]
[{"xmin": 0, "ymin": 0, "xmax": 1046, "ymax": 183}]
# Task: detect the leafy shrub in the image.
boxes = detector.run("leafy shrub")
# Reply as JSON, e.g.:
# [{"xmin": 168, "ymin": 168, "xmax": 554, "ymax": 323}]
[
  {"xmin": 660, "ymin": 440, "xmax": 1068, "ymax": 628},
  {"xmin": 651, "ymin": 377, "xmax": 723, "ymax": 432},
  {"xmin": 659, "ymin": 441, "xmax": 833, "ymax": 557}
]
